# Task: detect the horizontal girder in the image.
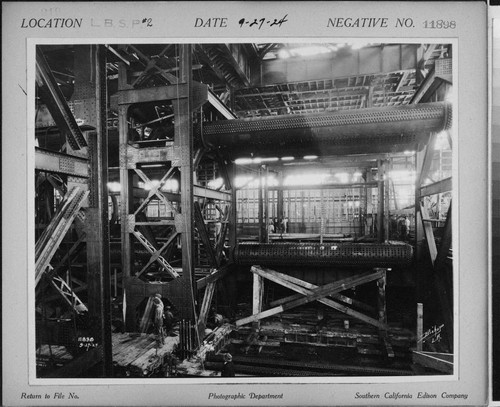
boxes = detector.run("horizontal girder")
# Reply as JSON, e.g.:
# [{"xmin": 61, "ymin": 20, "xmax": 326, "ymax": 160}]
[
  {"xmin": 199, "ymin": 102, "xmax": 451, "ymax": 157},
  {"xmin": 234, "ymin": 242, "xmax": 413, "ymax": 268}
]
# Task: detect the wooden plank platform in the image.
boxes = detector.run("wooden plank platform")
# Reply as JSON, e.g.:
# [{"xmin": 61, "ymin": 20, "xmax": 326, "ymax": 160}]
[
  {"xmin": 37, "ymin": 344, "xmax": 74, "ymax": 362},
  {"xmin": 112, "ymin": 332, "xmax": 179, "ymax": 376}
]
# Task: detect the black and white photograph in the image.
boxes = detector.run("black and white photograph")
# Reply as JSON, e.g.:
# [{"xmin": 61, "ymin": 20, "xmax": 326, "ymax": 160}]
[
  {"xmin": 2, "ymin": 2, "xmax": 489, "ymax": 406},
  {"xmin": 33, "ymin": 41, "xmax": 454, "ymax": 380}
]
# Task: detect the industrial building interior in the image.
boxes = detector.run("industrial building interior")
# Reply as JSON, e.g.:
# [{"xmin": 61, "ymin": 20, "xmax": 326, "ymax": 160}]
[{"xmin": 34, "ymin": 42, "xmax": 453, "ymax": 378}]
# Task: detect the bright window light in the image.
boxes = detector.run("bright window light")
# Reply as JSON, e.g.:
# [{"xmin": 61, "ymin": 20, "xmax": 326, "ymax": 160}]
[
  {"xmin": 235, "ymin": 158, "xmax": 253, "ymax": 165},
  {"xmin": 161, "ymin": 179, "xmax": 179, "ymax": 192},
  {"xmin": 289, "ymin": 46, "xmax": 332, "ymax": 57},
  {"xmin": 278, "ymin": 49, "xmax": 290, "ymax": 59},
  {"xmin": 335, "ymin": 172, "xmax": 350, "ymax": 183},
  {"xmin": 207, "ymin": 177, "xmax": 224, "ymax": 189},
  {"xmin": 284, "ymin": 173, "xmax": 329, "ymax": 186},
  {"xmin": 234, "ymin": 176, "xmax": 254, "ymax": 188},
  {"xmin": 260, "ymin": 157, "xmax": 279, "ymax": 163},
  {"xmin": 281, "ymin": 156, "xmax": 294, "ymax": 161},
  {"xmin": 303, "ymin": 155, "xmax": 318, "ymax": 160},
  {"xmin": 388, "ymin": 170, "xmax": 416, "ymax": 182},
  {"xmin": 107, "ymin": 182, "xmax": 121, "ymax": 192},
  {"xmin": 350, "ymin": 41, "xmax": 372, "ymax": 50},
  {"xmin": 435, "ymin": 131, "xmax": 451, "ymax": 150}
]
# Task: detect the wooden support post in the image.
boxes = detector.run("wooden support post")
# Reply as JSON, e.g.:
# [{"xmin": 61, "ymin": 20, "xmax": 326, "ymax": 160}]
[
  {"xmin": 252, "ymin": 273, "xmax": 264, "ymax": 330},
  {"xmin": 376, "ymin": 268, "xmax": 393, "ymax": 357},
  {"xmin": 139, "ymin": 296, "xmax": 154, "ymax": 333},
  {"xmin": 198, "ymin": 281, "xmax": 216, "ymax": 334},
  {"xmin": 434, "ymin": 204, "xmax": 452, "ymax": 272},
  {"xmin": 419, "ymin": 202, "xmax": 438, "ymax": 265},
  {"xmin": 377, "ymin": 269, "xmax": 387, "ymax": 327},
  {"xmin": 417, "ymin": 303, "xmax": 424, "ymax": 351}
]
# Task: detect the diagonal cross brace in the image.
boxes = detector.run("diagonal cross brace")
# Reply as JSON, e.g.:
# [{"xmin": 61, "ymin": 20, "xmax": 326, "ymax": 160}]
[
  {"xmin": 236, "ymin": 267, "xmax": 385, "ymax": 326},
  {"xmin": 132, "ymin": 230, "xmax": 179, "ymax": 278},
  {"xmin": 36, "ymin": 47, "xmax": 87, "ymax": 150},
  {"xmin": 134, "ymin": 168, "xmax": 177, "ymax": 216},
  {"xmin": 249, "ymin": 266, "xmax": 388, "ymax": 330},
  {"xmin": 268, "ymin": 269, "xmax": 376, "ymax": 314},
  {"xmin": 194, "ymin": 201, "xmax": 218, "ymax": 268},
  {"xmin": 215, "ymin": 204, "xmax": 231, "ymax": 265},
  {"xmin": 49, "ymin": 275, "xmax": 88, "ymax": 314},
  {"xmin": 136, "ymin": 231, "xmax": 179, "ymax": 278}
]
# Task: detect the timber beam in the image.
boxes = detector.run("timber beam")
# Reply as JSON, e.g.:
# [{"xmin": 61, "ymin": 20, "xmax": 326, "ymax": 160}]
[
  {"xmin": 419, "ymin": 177, "xmax": 452, "ymax": 198},
  {"xmin": 236, "ymin": 266, "xmax": 388, "ymax": 328}
]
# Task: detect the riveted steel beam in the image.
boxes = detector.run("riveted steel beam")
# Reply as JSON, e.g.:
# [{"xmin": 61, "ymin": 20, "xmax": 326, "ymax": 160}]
[
  {"xmin": 200, "ymin": 102, "xmax": 452, "ymax": 157},
  {"xmin": 36, "ymin": 47, "xmax": 87, "ymax": 150},
  {"xmin": 234, "ymin": 242, "xmax": 413, "ymax": 268},
  {"xmin": 35, "ymin": 147, "xmax": 89, "ymax": 178}
]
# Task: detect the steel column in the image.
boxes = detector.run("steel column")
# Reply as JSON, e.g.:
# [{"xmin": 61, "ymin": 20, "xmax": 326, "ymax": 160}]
[
  {"xmin": 82, "ymin": 45, "xmax": 112, "ymax": 376},
  {"xmin": 175, "ymin": 44, "xmax": 196, "ymax": 321}
]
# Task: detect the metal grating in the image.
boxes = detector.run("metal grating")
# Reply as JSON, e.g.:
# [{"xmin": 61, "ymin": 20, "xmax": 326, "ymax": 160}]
[{"xmin": 235, "ymin": 242, "xmax": 413, "ymax": 267}]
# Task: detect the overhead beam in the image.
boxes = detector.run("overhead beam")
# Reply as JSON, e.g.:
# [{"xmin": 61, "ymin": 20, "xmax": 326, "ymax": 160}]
[
  {"xmin": 196, "ymin": 265, "xmax": 230, "ymax": 290},
  {"xmin": 35, "ymin": 148, "xmax": 88, "ymax": 178},
  {"xmin": 222, "ymin": 44, "xmax": 251, "ymax": 86},
  {"xmin": 255, "ymin": 44, "xmax": 419, "ymax": 86},
  {"xmin": 193, "ymin": 185, "xmax": 231, "ymax": 201},
  {"xmin": 419, "ymin": 177, "xmax": 452, "ymax": 197},
  {"xmin": 208, "ymin": 88, "xmax": 237, "ymax": 119}
]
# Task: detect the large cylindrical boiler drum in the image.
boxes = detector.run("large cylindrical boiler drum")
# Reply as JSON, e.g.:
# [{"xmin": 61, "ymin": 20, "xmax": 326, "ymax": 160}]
[{"xmin": 234, "ymin": 242, "xmax": 413, "ymax": 268}]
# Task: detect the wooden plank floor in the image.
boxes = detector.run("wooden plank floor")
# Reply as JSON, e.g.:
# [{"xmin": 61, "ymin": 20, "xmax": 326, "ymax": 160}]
[{"xmin": 112, "ymin": 332, "xmax": 179, "ymax": 375}]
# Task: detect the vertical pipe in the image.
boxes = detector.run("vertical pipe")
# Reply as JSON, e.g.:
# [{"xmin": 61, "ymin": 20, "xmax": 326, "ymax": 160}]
[
  {"xmin": 417, "ymin": 303, "xmax": 423, "ymax": 351},
  {"xmin": 228, "ymin": 164, "xmax": 237, "ymax": 253},
  {"xmin": 258, "ymin": 167, "xmax": 264, "ymax": 242},
  {"xmin": 384, "ymin": 162, "xmax": 390, "ymax": 242},
  {"xmin": 264, "ymin": 166, "xmax": 269, "ymax": 243},
  {"xmin": 377, "ymin": 160, "xmax": 385, "ymax": 243},
  {"xmin": 277, "ymin": 172, "xmax": 284, "ymax": 228}
]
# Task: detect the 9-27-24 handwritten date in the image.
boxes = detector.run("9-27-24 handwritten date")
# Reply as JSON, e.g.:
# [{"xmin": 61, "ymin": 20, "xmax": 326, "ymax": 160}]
[{"xmin": 239, "ymin": 15, "xmax": 288, "ymax": 29}]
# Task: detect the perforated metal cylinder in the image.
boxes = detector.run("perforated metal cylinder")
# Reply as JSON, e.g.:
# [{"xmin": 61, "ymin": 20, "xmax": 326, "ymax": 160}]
[
  {"xmin": 234, "ymin": 242, "xmax": 413, "ymax": 268},
  {"xmin": 200, "ymin": 102, "xmax": 451, "ymax": 156}
]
